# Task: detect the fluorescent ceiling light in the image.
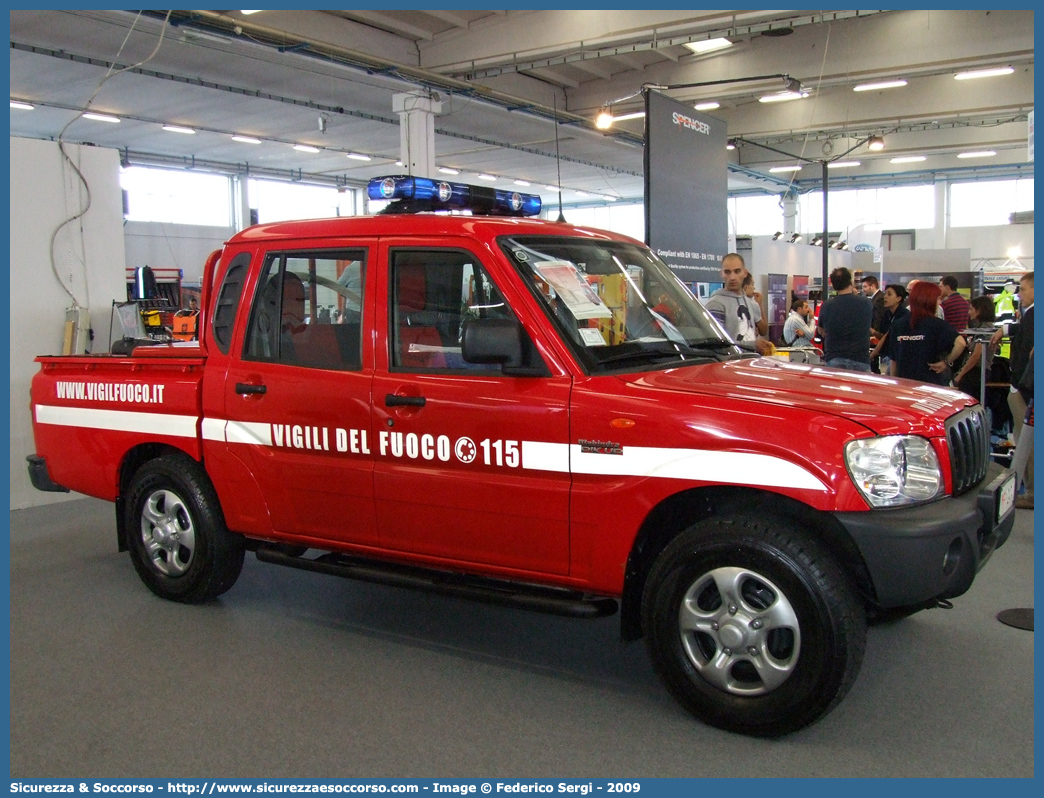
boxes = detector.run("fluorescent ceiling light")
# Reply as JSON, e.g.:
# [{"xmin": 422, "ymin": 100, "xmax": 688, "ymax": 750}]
[
  {"xmin": 828, "ymin": 161, "xmax": 860, "ymax": 169},
  {"xmin": 514, "ymin": 179, "xmax": 531, "ymax": 186},
  {"xmin": 683, "ymin": 38, "xmax": 733, "ymax": 54},
  {"xmin": 954, "ymin": 66, "xmax": 1014, "ymax": 80},
  {"xmin": 694, "ymin": 101, "xmax": 720, "ymax": 111},
  {"xmin": 438, "ymin": 167, "xmax": 459, "ymax": 175},
  {"xmin": 83, "ymin": 112, "xmax": 121, "ymax": 123},
  {"xmin": 613, "ymin": 111, "xmax": 646, "ymax": 122},
  {"xmin": 477, "ymin": 174, "xmax": 497, "ymax": 181},
  {"xmin": 162, "ymin": 125, "xmax": 196, "ymax": 134},
  {"xmin": 293, "ymin": 144, "xmax": 320, "ymax": 153},
  {"xmin": 545, "ymin": 185, "xmax": 560, "ymax": 192},
  {"xmin": 574, "ymin": 190, "xmax": 590, "ymax": 197},
  {"xmin": 957, "ymin": 150, "xmax": 996, "ymax": 159},
  {"xmin": 346, "ymin": 153, "xmax": 372, "ymax": 161},
  {"xmin": 853, "ymin": 79, "xmax": 908, "ymax": 92},
  {"xmin": 395, "ymin": 161, "xmax": 403, "ymax": 167},
  {"xmin": 240, "ymin": 10, "xmax": 261, "ymax": 14},
  {"xmin": 231, "ymin": 135, "xmax": 261, "ymax": 144},
  {"xmin": 769, "ymin": 165, "xmax": 802, "ymax": 173},
  {"xmin": 759, "ymin": 91, "xmax": 808, "ymax": 103},
  {"xmin": 10, "ymin": 101, "xmax": 35, "ymax": 110},
  {"xmin": 890, "ymin": 155, "xmax": 926, "ymax": 164},
  {"xmin": 601, "ymin": 195, "xmax": 619, "ymax": 202}
]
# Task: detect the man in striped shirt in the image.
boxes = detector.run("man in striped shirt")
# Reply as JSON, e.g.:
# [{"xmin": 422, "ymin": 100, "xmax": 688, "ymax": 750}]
[{"xmin": 939, "ymin": 275, "xmax": 970, "ymax": 331}]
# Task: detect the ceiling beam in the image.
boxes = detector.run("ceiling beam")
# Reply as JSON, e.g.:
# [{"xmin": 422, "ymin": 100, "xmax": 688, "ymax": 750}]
[
  {"xmin": 437, "ymin": 11, "xmax": 890, "ymax": 78},
  {"xmin": 570, "ymin": 59, "xmax": 614, "ymax": 81},
  {"xmin": 524, "ymin": 65, "xmax": 580, "ymax": 89},
  {"xmin": 422, "ymin": 10, "xmax": 473, "ymax": 30},
  {"xmin": 337, "ymin": 10, "xmax": 434, "ymax": 42},
  {"xmin": 611, "ymin": 53, "xmax": 646, "ymax": 73}
]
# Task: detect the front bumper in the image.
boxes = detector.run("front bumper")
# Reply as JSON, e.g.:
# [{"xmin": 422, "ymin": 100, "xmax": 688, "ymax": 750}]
[{"xmin": 834, "ymin": 462, "xmax": 1016, "ymax": 608}]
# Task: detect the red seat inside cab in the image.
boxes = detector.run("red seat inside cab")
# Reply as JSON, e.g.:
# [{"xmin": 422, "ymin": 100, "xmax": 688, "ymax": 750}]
[{"xmin": 397, "ymin": 262, "xmax": 447, "ymax": 369}]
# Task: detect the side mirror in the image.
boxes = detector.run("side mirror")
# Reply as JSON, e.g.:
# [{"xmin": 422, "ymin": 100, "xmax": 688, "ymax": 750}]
[
  {"xmin": 462, "ymin": 318, "xmax": 547, "ymax": 376},
  {"xmin": 462, "ymin": 318, "xmax": 524, "ymax": 366}
]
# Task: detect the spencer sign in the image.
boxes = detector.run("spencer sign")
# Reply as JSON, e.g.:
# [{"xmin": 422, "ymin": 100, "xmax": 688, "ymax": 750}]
[
  {"xmin": 645, "ymin": 89, "xmax": 728, "ymax": 281},
  {"xmin": 672, "ymin": 111, "xmax": 711, "ymax": 135}
]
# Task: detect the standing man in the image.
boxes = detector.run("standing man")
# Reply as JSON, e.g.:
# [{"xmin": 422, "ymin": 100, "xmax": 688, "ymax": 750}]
[
  {"xmin": 818, "ymin": 267, "xmax": 872, "ymax": 372},
  {"xmin": 863, "ymin": 275, "xmax": 886, "ymax": 372},
  {"xmin": 863, "ymin": 275, "xmax": 887, "ymax": 338},
  {"xmin": 782, "ymin": 298, "xmax": 816, "ymax": 349},
  {"xmin": 705, "ymin": 253, "xmax": 771, "ymax": 354},
  {"xmin": 741, "ymin": 273, "xmax": 769, "ymax": 337},
  {"xmin": 992, "ymin": 272, "xmax": 1034, "ymax": 507},
  {"xmin": 939, "ymin": 276, "xmax": 971, "ymax": 331}
]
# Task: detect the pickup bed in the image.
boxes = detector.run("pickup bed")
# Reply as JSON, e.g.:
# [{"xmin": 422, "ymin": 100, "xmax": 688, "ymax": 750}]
[{"xmin": 29, "ymin": 176, "xmax": 1016, "ymax": 736}]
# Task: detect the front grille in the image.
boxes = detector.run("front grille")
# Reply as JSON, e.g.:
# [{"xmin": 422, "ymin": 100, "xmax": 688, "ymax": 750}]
[{"xmin": 946, "ymin": 406, "xmax": 989, "ymax": 495}]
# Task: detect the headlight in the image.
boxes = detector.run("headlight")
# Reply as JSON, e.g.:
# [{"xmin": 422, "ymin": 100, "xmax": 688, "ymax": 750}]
[{"xmin": 845, "ymin": 435, "xmax": 943, "ymax": 508}]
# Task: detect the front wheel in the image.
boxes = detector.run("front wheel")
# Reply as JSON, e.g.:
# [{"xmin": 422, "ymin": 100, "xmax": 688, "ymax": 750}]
[
  {"xmin": 642, "ymin": 517, "xmax": 866, "ymax": 737},
  {"xmin": 125, "ymin": 454, "xmax": 244, "ymax": 603}
]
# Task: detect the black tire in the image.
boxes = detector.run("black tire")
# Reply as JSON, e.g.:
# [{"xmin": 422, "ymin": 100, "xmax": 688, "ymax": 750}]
[
  {"xmin": 642, "ymin": 517, "xmax": 866, "ymax": 737},
  {"xmin": 124, "ymin": 454, "xmax": 245, "ymax": 603}
]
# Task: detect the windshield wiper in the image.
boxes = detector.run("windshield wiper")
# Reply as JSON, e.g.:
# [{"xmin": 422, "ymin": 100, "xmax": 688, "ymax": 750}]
[
  {"xmin": 689, "ymin": 338, "xmax": 741, "ymax": 349},
  {"xmin": 596, "ymin": 344, "xmax": 720, "ymax": 368}
]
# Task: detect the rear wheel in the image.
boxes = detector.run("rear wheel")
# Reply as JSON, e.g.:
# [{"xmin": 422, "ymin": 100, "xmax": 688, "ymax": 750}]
[
  {"xmin": 642, "ymin": 517, "xmax": 866, "ymax": 737},
  {"xmin": 125, "ymin": 454, "xmax": 244, "ymax": 603}
]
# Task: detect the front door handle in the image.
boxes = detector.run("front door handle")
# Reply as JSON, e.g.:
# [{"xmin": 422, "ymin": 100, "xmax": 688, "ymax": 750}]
[
  {"xmin": 385, "ymin": 394, "xmax": 426, "ymax": 407},
  {"xmin": 235, "ymin": 382, "xmax": 267, "ymax": 395}
]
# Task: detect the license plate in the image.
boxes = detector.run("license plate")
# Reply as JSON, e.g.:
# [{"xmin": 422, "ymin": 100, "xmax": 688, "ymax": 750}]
[{"xmin": 997, "ymin": 475, "xmax": 1017, "ymax": 521}]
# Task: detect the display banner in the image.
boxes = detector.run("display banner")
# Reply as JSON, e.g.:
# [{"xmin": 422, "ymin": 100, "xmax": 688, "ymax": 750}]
[
  {"xmin": 848, "ymin": 223, "xmax": 883, "ymax": 265},
  {"xmin": 766, "ymin": 273, "xmax": 789, "ymax": 343},
  {"xmin": 643, "ymin": 89, "xmax": 728, "ymax": 281}
]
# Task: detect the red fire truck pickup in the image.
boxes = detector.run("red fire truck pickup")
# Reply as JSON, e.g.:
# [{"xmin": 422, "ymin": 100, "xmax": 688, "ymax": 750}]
[{"xmin": 28, "ymin": 176, "xmax": 1016, "ymax": 737}]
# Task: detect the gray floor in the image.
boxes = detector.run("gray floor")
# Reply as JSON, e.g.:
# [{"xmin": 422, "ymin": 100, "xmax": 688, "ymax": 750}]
[{"xmin": 9, "ymin": 497, "xmax": 1035, "ymax": 778}]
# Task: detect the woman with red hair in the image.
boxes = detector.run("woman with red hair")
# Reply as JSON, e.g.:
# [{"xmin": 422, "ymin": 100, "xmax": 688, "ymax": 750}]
[{"xmin": 886, "ymin": 281, "xmax": 967, "ymax": 386}]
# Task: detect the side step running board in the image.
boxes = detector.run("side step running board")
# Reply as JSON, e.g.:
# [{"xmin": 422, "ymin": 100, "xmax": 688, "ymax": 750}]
[{"xmin": 255, "ymin": 546, "xmax": 618, "ymax": 619}]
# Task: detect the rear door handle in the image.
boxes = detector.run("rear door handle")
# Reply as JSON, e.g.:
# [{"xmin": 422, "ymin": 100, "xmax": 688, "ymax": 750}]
[
  {"xmin": 235, "ymin": 382, "xmax": 267, "ymax": 395},
  {"xmin": 385, "ymin": 394, "xmax": 426, "ymax": 407}
]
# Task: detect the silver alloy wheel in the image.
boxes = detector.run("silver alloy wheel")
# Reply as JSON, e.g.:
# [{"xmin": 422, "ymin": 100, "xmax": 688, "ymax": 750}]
[
  {"xmin": 139, "ymin": 488, "xmax": 196, "ymax": 577},
  {"xmin": 679, "ymin": 566, "xmax": 801, "ymax": 695}
]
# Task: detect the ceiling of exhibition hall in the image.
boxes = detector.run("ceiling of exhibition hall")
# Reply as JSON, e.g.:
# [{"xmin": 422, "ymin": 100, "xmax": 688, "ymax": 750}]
[{"xmin": 9, "ymin": 9, "xmax": 1034, "ymax": 204}]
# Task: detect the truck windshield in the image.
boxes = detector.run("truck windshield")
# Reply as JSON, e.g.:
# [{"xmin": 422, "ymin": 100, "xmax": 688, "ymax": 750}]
[{"xmin": 499, "ymin": 235, "xmax": 739, "ymax": 373}]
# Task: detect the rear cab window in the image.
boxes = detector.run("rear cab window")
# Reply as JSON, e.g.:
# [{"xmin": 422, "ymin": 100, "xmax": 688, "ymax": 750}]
[{"xmin": 242, "ymin": 249, "xmax": 367, "ymax": 371}]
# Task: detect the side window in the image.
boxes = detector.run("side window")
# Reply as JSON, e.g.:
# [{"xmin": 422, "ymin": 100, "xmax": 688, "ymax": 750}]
[
  {"xmin": 243, "ymin": 249, "xmax": 366, "ymax": 370},
  {"xmin": 390, "ymin": 249, "xmax": 513, "ymax": 372},
  {"xmin": 212, "ymin": 253, "xmax": 250, "ymax": 354}
]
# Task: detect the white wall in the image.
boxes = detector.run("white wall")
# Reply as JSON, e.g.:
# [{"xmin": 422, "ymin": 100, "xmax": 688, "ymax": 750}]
[
  {"xmin": 915, "ymin": 180, "xmax": 1033, "ymax": 267},
  {"xmin": 10, "ymin": 137, "xmax": 127, "ymax": 510},
  {"xmin": 123, "ymin": 221, "xmax": 234, "ymax": 286},
  {"xmin": 942, "ymin": 224, "xmax": 1034, "ymax": 269},
  {"xmin": 880, "ymin": 248, "xmax": 972, "ymax": 276},
  {"xmin": 747, "ymin": 238, "xmax": 854, "ymax": 292}
]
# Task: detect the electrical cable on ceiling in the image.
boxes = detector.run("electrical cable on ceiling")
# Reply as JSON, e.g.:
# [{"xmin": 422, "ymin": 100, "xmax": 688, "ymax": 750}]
[
  {"xmin": 767, "ymin": 21, "xmax": 834, "ymax": 235},
  {"xmin": 49, "ymin": 10, "xmax": 173, "ymax": 313}
]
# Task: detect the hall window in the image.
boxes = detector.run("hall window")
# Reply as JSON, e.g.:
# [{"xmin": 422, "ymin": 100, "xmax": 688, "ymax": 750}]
[{"xmin": 950, "ymin": 178, "xmax": 1034, "ymax": 227}]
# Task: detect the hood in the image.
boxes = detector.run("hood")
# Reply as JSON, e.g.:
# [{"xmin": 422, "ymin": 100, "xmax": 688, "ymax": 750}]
[{"xmin": 620, "ymin": 357, "xmax": 976, "ymax": 437}]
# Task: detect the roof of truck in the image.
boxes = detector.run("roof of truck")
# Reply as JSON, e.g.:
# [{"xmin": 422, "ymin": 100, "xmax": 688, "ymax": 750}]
[{"xmin": 227, "ymin": 212, "xmax": 641, "ymax": 246}]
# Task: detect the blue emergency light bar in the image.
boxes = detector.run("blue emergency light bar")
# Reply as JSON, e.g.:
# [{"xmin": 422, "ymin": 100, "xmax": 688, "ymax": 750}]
[{"xmin": 367, "ymin": 175, "xmax": 542, "ymax": 217}]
